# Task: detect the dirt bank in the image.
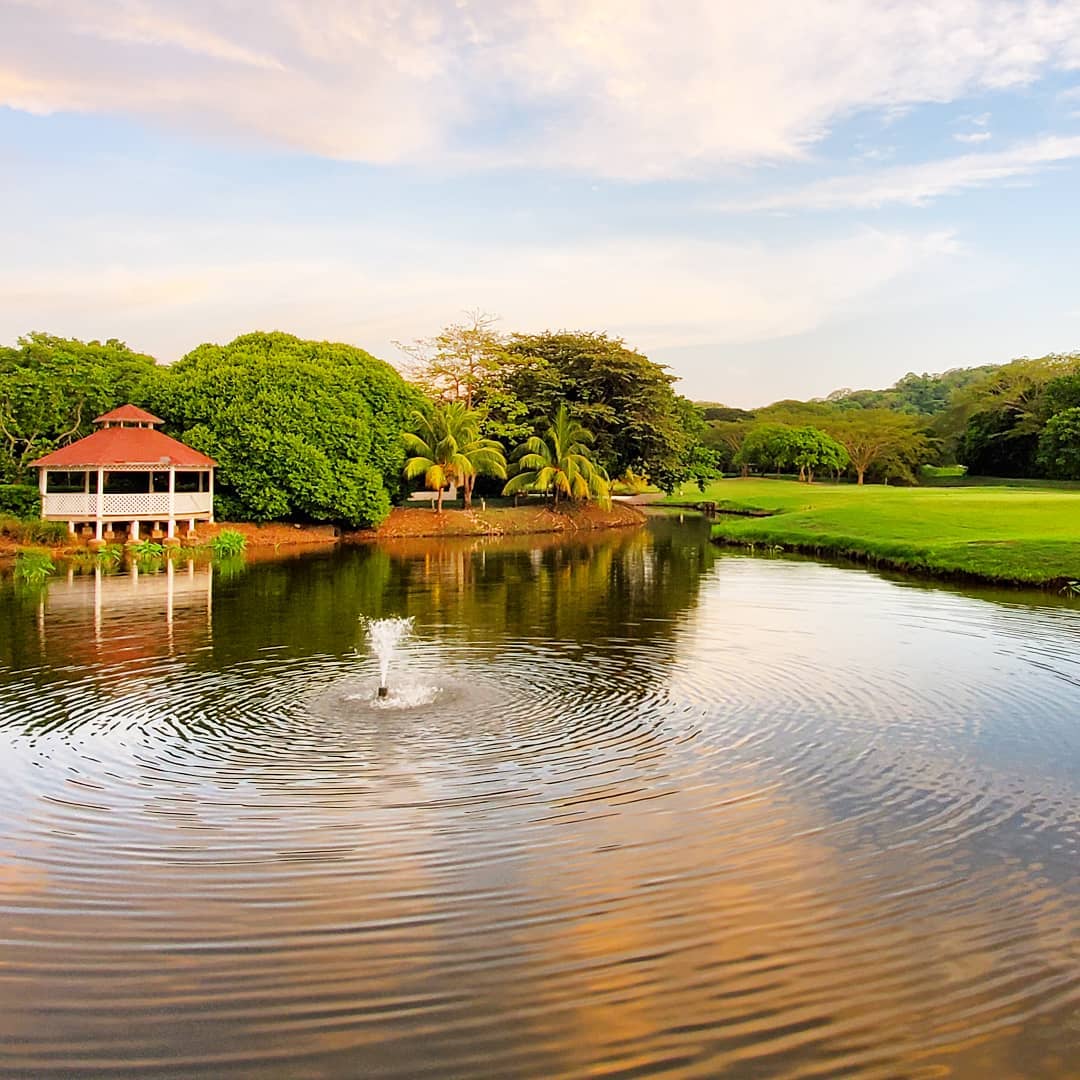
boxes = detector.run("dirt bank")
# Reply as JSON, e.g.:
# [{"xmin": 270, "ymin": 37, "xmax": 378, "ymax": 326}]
[{"xmin": 348, "ymin": 502, "xmax": 646, "ymax": 540}]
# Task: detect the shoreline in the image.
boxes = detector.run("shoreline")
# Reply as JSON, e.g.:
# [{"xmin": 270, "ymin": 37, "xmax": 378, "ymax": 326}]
[
  {"xmin": 347, "ymin": 502, "xmax": 646, "ymax": 540},
  {"xmin": 1, "ymin": 504, "xmax": 646, "ymax": 562}
]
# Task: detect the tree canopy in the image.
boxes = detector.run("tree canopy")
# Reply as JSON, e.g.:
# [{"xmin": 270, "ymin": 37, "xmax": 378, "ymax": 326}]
[
  {"xmin": 152, "ymin": 332, "xmax": 420, "ymax": 527},
  {"xmin": 0, "ymin": 333, "xmax": 162, "ymax": 482}
]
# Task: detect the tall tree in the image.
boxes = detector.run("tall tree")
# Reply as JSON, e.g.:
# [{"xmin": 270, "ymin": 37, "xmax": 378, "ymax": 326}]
[
  {"xmin": 500, "ymin": 331, "xmax": 694, "ymax": 490},
  {"xmin": 395, "ymin": 310, "xmax": 505, "ymax": 410},
  {"xmin": 823, "ymin": 411, "xmax": 931, "ymax": 485},
  {"xmin": 0, "ymin": 333, "xmax": 161, "ymax": 482}
]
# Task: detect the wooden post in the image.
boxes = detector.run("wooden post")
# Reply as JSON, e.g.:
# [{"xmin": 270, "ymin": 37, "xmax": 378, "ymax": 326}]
[
  {"xmin": 167, "ymin": 466, "xmax": 176, "ymax": 539},
  {"xmin": 130, "ymin": 518, "xmax": 140, "ymax": 541},
  {"xmin": 208, "ymin": 469, "xmax": 214, "ymax": 524},
  {"xmin": 96, "ymin": 468, "xmax": 105, "ymax": 541}
]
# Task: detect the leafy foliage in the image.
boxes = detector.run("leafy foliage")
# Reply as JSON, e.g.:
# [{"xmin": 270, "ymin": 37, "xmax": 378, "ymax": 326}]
[
  {"xmin": 209, "ymin": 529, "xmax": 248, "ymax": 558},
  {"xmin": 0, "ymin": 484, "xmax": 41, "ymax": 519},
  {"xmin": 403, "ymin": 402, "xmax": 507, "ymax": 511},
  {"xmin": 152, "ymin": 332, "xmax": 420, "ymax": 528},
  {"xmin": 14, "ymin": 549, "xmax": 55, "ymax": 584},
  {"xmin": 497, "ymin": 331, "xmax": 698, "ymax": 490},
  {"xmin": 0, "ymin": 333, "xmax": 162, "ymax": 482},
  {"xmin": 503, "ymin": 404, "xmax": 610, "ymax": 507},
  {"xmin": 1038, "ymin": 408, "xmax": 1080, "ymax": 480}
]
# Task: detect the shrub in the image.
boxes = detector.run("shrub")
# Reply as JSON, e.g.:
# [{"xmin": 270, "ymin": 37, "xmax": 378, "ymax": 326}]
[
  {"xmin": 0, "ymin": 485, "xmax": 41, "ymax": 519},
  {"xmin": 209, "ymin": 529, "xmax": 247, "ymax": 558},
  {"xmin": 0, "ymin": 515, "xmax": 68, "ymax": 544}
]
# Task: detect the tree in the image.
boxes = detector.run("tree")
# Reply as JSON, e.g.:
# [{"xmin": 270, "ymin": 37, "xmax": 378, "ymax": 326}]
[
  {"xmin": 403, "ymin": 402, "xmax": 506, "ymax": 512},
  {"xmin": 503, "ymin": 405, "xmax": 610, "ymax": 507},
  {"xmin": 0, "ymin": 333, "xmax": 161, "ymax": 482},
  {"xmin": 1038, "ymin": 408, "xmax": 1080, "ymax": 480},
  {"xmin": 499, "ymin": 331, "xmax": 694, "ymax": 489},
  {"xmin": 395, "ymin": 310, "xmax": 505, "ymax": 410},
  {"xmin": 735, "ymin": 423, "xmax": 796, "ymax": 476},
  {"xmin": 704, "ymin": 420, "xmax": 754, "ymax": 475},
  {"xmin": 152, "ymin": 332, "xmax": 419, "ymax": 527},
  {"xmin": 788, "ymin": 427, "xmax": 849, "ymax": 483},
  {"xmin": 823, "ymin": 411, "xmax": 931, "ymax": 485}
]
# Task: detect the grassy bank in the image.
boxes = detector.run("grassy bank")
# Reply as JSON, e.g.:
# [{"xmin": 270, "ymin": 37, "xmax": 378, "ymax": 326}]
[{"xmin": 661, "ymin": 479, "xmax": 1080, "ymax": 587}]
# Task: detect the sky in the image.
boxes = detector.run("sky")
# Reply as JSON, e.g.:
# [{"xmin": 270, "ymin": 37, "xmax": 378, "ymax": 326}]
[{"xmin": 2, "ymin": 1, "xmax": 1080, "ymax": 407}]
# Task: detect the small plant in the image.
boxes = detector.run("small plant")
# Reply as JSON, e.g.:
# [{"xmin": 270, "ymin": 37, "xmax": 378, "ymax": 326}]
[
  {"xmin": 210, "ymin": 529, "xmax": 247, "ymax": 558},
  {"xmin": 131, "ymin": 539, "xmax": 166, "ymax": 559},
  {"xmin": 14, "ymin": 548, "xmax": 55, "ymax": 584},
  {"xmin": 97, "ymin": 543, "xmax": 124, "ymax": 566},
  {"xmin": 1060, "ymin": 580, "xmax": 1080, "ymax": 597}
]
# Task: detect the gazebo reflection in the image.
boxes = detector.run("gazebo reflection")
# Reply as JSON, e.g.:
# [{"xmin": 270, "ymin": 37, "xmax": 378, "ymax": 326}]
[{"xmin": 33, "ymin": 560, "xmax": 214, "ymax": 669}]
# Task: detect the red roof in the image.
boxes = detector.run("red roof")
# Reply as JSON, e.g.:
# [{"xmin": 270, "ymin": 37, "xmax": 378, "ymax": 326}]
[
  {"xmin": 93, "ymin": 404, "xmax": 165, "ymax": 425},
  {"xmin": 31, "ymin": 427, "xmax": 216, "ymax": 468}
]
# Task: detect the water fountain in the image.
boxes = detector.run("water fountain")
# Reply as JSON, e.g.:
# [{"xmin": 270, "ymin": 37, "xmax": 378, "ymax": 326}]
[{"xmin": 366, "ymin": 617, "xmax": 414, "ymax": 700}]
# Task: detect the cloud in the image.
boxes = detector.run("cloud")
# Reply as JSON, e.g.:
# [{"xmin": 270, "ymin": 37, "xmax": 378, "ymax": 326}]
[
  {"xmin": 954, "ymin": 131, "xmax": 992, "ymax": 143},
  {"xmin": 2, "ymin": 1, "xmax": 1080, "ymax": 177},
  {"xmin": 718, "ymin": 135, "xmax": 1080, "ymax": 211},
  {"xmin": 0, "ymin": 222, "xmax": 958, "ymax": 363}
]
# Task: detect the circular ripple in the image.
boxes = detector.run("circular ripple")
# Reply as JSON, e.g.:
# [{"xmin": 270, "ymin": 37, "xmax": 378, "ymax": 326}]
[{"xmin": 0, "ymin": 537, "xmax": 1078, "ymax": 1079}]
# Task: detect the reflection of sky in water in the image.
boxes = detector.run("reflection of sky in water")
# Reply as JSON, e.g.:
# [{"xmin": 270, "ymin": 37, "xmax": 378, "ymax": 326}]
[{"xmin": 0, "ymin": 525, "xmax": 1077, "ymax": 1078}]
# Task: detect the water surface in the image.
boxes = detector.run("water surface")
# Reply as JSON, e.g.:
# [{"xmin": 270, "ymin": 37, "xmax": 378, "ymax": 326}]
[{"xmin": 1, "ymin": 518, "xmax": 1078, "ymax": 1078}]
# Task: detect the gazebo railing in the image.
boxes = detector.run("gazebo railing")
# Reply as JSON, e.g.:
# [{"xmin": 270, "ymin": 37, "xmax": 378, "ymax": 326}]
[{"xmin": 42, "ymin": 493, "xmax": 213, "ymax": 518}]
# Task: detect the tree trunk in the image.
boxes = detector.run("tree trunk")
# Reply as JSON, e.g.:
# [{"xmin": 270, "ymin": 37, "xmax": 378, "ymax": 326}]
[
  {"xmin": 463, "ymin": 474, "xmax": 474, "ymax": 509},
  {"xmin": 857, "ymin": 469, "xmax": 865, "ymax": 486},
  {"xmin": 807, "ymin": 468, "xmax": 815, "ymax": 484},
  {"xmin": 436, "ymin": 486, "xmax": 444, "ymax": 513}
]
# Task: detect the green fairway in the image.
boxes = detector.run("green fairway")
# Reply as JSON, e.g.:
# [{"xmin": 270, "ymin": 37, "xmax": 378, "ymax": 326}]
[{"xmin": 662, "ymin": 479, "xmax": 1080, "ymax": 586}]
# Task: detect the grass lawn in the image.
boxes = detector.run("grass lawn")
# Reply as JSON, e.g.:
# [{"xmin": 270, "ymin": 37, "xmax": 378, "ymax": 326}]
[{"xmin": 662, "ymin": 479, "xmax": 1080, "ymax": 586}]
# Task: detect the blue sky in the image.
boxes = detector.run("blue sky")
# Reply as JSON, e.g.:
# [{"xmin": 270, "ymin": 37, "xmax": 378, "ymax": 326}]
[{"xmin": 2, "ymin": 1, "xmax": 1079, "ymax": 406}]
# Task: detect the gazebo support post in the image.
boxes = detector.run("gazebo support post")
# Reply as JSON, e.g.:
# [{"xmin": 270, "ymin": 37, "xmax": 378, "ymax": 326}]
[
  {"xmin": 167, "ymin": 467, "xmax": 176, "ymax": 540},
  {"xmin": 130, "ymin": 519, "xmax": 140, "ymax": 541},
  {"xmin": 95, "ymin": 468, "xmax": 105, "ymax": 541}
]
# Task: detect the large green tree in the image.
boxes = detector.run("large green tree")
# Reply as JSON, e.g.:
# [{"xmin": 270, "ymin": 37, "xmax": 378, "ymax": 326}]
[
  {"xmin": 0, "ymin": 333, "xmax": 162, "ymax": 482},
  {"xmin": 496, "ymin": 331, "xmax": 696, "ymax": 490},
  {"xmin": 823, "ymin": 411, "xmax": 931, "ymax": 485},
  {"xmin": 1038, "ymin": 408, "xmax": 1080, "ymax": 480},
  {"xmin": 152, "ymin": 332, "xmax": 419, "ymax": 527}
]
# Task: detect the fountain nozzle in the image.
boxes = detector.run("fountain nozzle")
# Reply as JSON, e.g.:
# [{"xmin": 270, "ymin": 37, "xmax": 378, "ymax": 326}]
[{"xmin": 377, "ymin": 685, "xmax": 389, "ymax": 699}]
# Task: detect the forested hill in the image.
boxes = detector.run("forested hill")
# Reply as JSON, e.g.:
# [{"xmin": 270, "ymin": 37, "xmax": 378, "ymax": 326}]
[{"xmin": 698, "ymin": 364, "xmax": 1001, "ymax": 419}]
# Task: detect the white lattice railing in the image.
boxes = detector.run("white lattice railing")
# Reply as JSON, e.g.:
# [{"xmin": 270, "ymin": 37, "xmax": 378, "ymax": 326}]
[{"xmin": 42, "ymin": 493, "xmax": 213, "ymax": 519}]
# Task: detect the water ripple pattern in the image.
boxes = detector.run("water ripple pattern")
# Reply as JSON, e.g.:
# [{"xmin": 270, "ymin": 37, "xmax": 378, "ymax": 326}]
[{"xmin": 0, "ymin": 520, "xmax": 1078, "ymax": 1079}]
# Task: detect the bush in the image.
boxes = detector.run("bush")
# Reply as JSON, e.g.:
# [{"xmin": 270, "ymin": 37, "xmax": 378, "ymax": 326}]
[
  {"xmin": 0, "ymin": 485, "xmax": 40, "ymax": 519},
  {"xmin": 0, "ymin": 515, "xmax": 69, "ymax": 544}
]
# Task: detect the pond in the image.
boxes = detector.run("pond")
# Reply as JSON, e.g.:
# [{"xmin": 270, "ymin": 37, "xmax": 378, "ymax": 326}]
[{"xmin": 1, "ymin": 516, "xmax": 1078, "ymax": 1078}]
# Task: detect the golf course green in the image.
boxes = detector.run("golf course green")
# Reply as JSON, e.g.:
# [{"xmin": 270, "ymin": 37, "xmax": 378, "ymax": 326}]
[{"xmin": 663, "ymin": 479, "xmax": 1080, "ymax": 586}]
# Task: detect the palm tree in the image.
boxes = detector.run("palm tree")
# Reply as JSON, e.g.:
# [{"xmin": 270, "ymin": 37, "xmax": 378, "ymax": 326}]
[
  {"xmin": 403, "ymin": 403, "xmax": 506, "ymax": 512},
  {"xmin": 502, "ymin": 405, "xmax": 611, "ymax": 508}
]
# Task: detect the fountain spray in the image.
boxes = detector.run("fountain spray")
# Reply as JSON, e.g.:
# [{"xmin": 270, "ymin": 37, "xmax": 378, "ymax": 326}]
[{"xmin": 365, "ymin": 617, "xmax": 414, "ymax": 700}]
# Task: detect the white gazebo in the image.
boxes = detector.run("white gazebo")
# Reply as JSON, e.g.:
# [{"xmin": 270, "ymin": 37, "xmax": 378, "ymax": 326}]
[{"xmin": 32, "ymin": 405, "xmax": 217, "ymax": 542}]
